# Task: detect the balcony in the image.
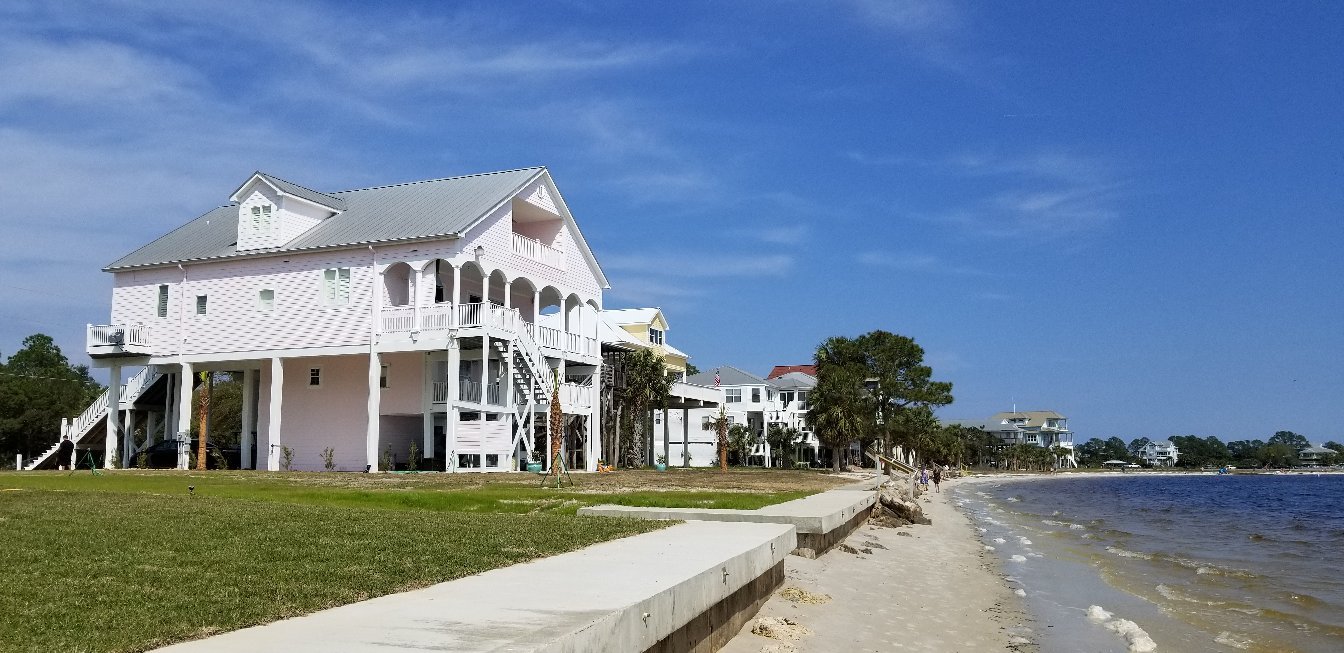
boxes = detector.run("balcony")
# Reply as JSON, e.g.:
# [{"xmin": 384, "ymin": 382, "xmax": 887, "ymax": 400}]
[
  {"xmin": 87, "ymin": 324, "xmax": 152, "ymax": 358},
  {"xmin": 561, "ymin": 382, "xmax": 593, "ymax": 410},
  {"xmin": 512, "ymin": 232, "xmax": 565, "ymax": 270},
  {"xmin": 532, "ymin": 324, "xmax": 599, "ymax": 357}
]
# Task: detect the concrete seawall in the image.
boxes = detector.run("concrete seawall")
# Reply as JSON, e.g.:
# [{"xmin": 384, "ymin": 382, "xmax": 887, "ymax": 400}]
[
  {"xmin": 154, "ymin": 521, "xmax": 795, "ymax": 653},
  {"xmin": 578, "ymin": 481, "xmax": 878, "ymax": 558}
]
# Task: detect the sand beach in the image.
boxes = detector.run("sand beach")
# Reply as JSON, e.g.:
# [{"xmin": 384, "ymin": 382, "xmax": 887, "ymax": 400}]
[{"xmin": 722, "ymin": 477, "xmax": 1035, "ymax": 652}]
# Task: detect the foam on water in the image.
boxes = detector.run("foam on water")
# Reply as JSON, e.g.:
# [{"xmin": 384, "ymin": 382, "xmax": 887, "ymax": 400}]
[{"xmin": 1087, "ymin": 605, "xmax": 1158, "ymax": 652}]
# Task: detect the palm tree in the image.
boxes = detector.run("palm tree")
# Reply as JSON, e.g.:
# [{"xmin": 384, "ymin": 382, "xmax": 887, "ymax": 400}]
[
  {"xmin": 617, "ymin": 348, "xmax": 671, "ymax": 468},
  {"xmin": 808, "ymin": 337, "xmax": 872, "ymax": 471}
]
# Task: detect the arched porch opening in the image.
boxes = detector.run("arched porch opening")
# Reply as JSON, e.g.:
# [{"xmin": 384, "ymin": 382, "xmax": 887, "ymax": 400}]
[
  {"xmin": 510, "ymin": 277, "xmax": 539, "ymax": 322},
  {"xmin": 382, "ymin": 262, "xmax": 413, "ymax": 307},
  {"xmin": 430, "ymin": 259, "xmax": 457, "ymax": 304},
  {"xmin": 459, "ymin": 262, "xmax": 485, "ymax": 304},
  {"xmin": 487, "ymin": 269, "xmax": 508, "ymax": 306}
]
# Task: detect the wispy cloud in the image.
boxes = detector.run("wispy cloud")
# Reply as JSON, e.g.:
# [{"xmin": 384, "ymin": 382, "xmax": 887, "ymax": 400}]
[
  {"xmin": 848, "ymin": 149, "xmax": 1127, "ymax": 239},
  {"xmin": 605, "ymin": 253, "xmax": 795, "ymax": 278},
  {"xmin": 856, "ymin": 251, "xmax": 989, "ymax": 277}
]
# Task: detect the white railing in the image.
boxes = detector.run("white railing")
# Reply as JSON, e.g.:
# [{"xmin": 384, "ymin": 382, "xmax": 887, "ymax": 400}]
[
  {"xmin": 71, "ymin": 389, "xmax": 110, "ymax": 442},
  {"xmin": 420, "ymin": 304, "xmax": 452, "ymax": 331},
  {"xmin": 562, "ymin": 382, "xmax": 593, "ymax": 409},
  {"xmin": 122, "ymin": 366, "xmax": 161, "ymax": 403},
  {"xmin": 87, "ymin": 323, "xmax": 152, "ymax": 352},
  {"xmin": 512, "ymin": 315, "xmax": 551, "ymax": 398},
  {"xmin": 486, "ymin": 382, "xmax": 503, "ymax": 406},
  {"xmin": 381, "ymin": 307, "xmax": 415, "ymax": 333},
  {"xmin": 457, "ymin": 303, "xmax": 484, "ymax": 328},
  {"xmin": 460, "ymin": 378, "xmax": 482, "ymax": 404},
  {"xmin": 536, "ymin": 324, "xmax": 564, "ymax": 350},
  {"xmin": 512, "ymin": 232, "xmax": 566, "ymax": 269},
  {"xmin": 432, "ymin": 381, "xmax": 448, "ymax": 403}
]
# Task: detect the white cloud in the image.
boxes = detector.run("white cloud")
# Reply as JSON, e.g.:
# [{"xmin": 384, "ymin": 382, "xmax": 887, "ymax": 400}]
[
  {"xmin": 856, "ymin": 251, "xmax": 988, "ymax": 277},
  {"xmin": 604, "ymin": 253, "xmax": 794, "ymax": 278}
]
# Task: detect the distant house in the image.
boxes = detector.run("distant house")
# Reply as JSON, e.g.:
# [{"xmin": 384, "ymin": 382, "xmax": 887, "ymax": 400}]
[
  {"xmin": 948, "ymin": 410, "xmax": 1077, "ymax": 467},
  {"xmin": 1139, "ymin": 440, "xmax": 1179, "ymax": 467},
  {"xmin": 1297, "ymin": 446, "xmax": 1337, "ymax": 467},
  {"xmin": 766, "ymin": 364, "xmax": 816, "ymax": 379},
  {"xmin": 680, "ymin": 365, "xmax": 820, "ymax": 467}
]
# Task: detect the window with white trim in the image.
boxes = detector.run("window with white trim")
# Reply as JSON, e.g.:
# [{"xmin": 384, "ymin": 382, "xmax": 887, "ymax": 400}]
[
  {"xmin": 308, "ymin": 368, "xmax": 322, "ymax": 387},
  {"xmin": 156, "ymin": 285, "xmax": 169, "ymax": 318},
  {"xmin": 322, "ymin": 268, "xmax": 351, "ymax": 305},
  {"xmin": 250, "ymin": 204, "xmax": 273, "ymax": 232},
  {"xmin": 725, "ymin": 388, "xmax": 742, "ymax": 403},
  {"xmin": 258, "ymin": 289, "xmax": 275, "ymax": 312},
  {"xmin": 751, "ymin": 388, "xmax": 761, "ymax": 403},
  {"xmin": 195, "ymin": 295, "xmax": 207, "ymax": 315},
  {"xmin": 649, "ymin": 328, "xmax": 664, "ymax": 345}
]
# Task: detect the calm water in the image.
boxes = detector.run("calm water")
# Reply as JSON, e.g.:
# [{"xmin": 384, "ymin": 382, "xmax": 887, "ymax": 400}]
[{"xmin": 953, "ymin": 474, "xmax": 1344, "ymax": 653}]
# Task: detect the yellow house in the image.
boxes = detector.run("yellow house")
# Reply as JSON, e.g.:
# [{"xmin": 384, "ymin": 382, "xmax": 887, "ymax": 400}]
[{"xmin": 600, "ymin": 308, "xmax": 689, "ymax": 379}]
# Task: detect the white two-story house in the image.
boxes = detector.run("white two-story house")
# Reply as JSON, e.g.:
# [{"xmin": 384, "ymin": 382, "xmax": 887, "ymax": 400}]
[
  {"xmin": 949, "ymin": 410, "xmax": 1077, "ymax": 468},
  {"xmin": 32, "ymin": 167, "xmax": 609, "ymax": 473},
  {"xmin": 1138, "ymin": 440, "xmax": 1179, "ymax": 467},
  {"xmin": 677, "ymin": 366, "xmax": 819, "ymax": 467}
]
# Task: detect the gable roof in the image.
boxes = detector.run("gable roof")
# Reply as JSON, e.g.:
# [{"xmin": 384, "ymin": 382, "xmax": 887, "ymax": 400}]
[
  {"xmin": 107, "ymin": 167, "xmax": 550, "ymax": 270},
  {"xmin": 603, "ymin": 308, "xmax": 663, "ymax": 327},
  {"xmin": 767, "ymin": 365, "xmax": 816, "ymax": 379},
  {"xmin": 769, "ymin": 371, "xmax": 817, "ymax": 390},
  {"xmin": 686, "ymin": 365, "xmax": 767, "ymax": 387},
  {"xmin": 232, "ymin": 172, "xmax": 347, "ymax": 211},
  {"xmin": 990, "ymin": 410, "xmax": 1067, "ymax": 429}
]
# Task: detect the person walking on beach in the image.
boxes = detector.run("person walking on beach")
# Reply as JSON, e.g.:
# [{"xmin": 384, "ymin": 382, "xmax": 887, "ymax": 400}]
[
  {"xmin": 932, "ymin": 466, "xmax": 942, "ymax": 492},
  {"xmin": 56, "ymin": 436, "xmax": 75, "ymax": 471}
]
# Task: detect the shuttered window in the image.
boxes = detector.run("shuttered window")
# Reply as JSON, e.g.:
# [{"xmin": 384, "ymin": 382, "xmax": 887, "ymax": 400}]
[
  {"xmin": 322, "ymin": 268, "xmax": 351, "ymax": 305},
  {"xmin": 251, "ymin": 204, "xmax": 272, "ymax": 232},
  {"xmin": 156, "ymin": 285, "xmax": 169, "ymax": 318}
]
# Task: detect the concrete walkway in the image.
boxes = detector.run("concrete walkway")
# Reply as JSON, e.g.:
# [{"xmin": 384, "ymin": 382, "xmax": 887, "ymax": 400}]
[{"xmin": 154, "ymin": 521, "xmax": 795, "ymax": 653}]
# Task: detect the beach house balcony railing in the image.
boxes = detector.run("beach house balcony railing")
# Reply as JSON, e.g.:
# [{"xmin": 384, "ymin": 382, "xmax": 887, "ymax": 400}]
[
  {"xmin": 459, "ymin": 378, "xmax": 482, "ymax": 404},
  {"xmin": 381, "ymin": 307, "xmax": 415, "ymax": 334},
  {"xmin": 380, "ymin": 302, "xmax": 595, "ymax": 358},
  {"xmin": 561, "ymin": 382, "xmax": 593, "ymax": 410},
  {"xmin": 87, "ymin": 324, "xmax": 152, "ymax": 358},
  {"xmin": 512, "ymin": 232, "xmax": 565, "ymax": 270}
]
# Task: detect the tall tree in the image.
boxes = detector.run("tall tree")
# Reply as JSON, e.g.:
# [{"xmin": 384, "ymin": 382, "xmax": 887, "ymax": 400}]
[
  {"xmin": 1103, "ymin": 437, "xmax": 1130, "ymax": 461},
  {"xmin": 857, "ymin": 330, "xmax": 953, "ymax": 468},
  {"xmin": 0, "ymin": 334, "xmax": 103, "ymax": 462},
  {"xmin": 616, "ymin": 348, "xmax": 671, "ymax": 468},
  {"xmin": 1267, "ymin": 430, "xmax": 1310, "ymax": 452},
  {"xmin": 807, "ymin": 336, "xmax": 873, "ymax": 471},
  {"xmin": 1127, "ymin": 437, "xmax": 1151, "ymax": 459}
]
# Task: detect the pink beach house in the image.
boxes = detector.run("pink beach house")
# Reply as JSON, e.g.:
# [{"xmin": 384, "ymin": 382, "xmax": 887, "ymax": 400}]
[{"xmin": 31, "ymin": 167, "xmax": 608, "ymax": 472}]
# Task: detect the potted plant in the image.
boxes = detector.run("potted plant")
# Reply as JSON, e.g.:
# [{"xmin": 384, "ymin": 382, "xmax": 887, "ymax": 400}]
[
  {"xmin": 526, "ymin": 450, "xmax": 543, "ymax": 473},
  {"xmin": 655, "ymin": 454, "xmax": 668, "ymax": 472}
]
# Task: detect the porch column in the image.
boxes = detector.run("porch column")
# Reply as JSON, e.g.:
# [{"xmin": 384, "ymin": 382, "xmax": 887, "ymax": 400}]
[
  {"xmin": 451, "ymin": 264, "xmax": 463, "ymax": 325},
  {"xmin": 176, "ymin": 363, "xmax": 193, "ymax": 470},
  {"xmin": 421, "ymin": 353, "xmax": 434, "ymax": 463},
  {"xmin": 446, "ymin": 340, "xmax": 460, "ymax": 472},
  {"xmin": 482, "ymin": 273, "xmax": 490, "ymax": 308},
  {"xmin": 104, "ymin": 363, "xmax": 121, "ymax": 468},
  {"xmin": 682, "ymin": 407, "xmax": 690, "ymax": 468},
  {"xmin": 480, "ymin": 338, "xmax": 490, "ymax": 407},
  {"xmin": 240, "ymin": 368, "xmax": 256, "ymax": 470},
  {"xmin": 266, "ymin": 358, "xmax": 283, "ymax": 471},
  {"xmin": 588, "ymin": 361, "xmax": 602, "ymax": 471},
  {"xmin": 532, "ymin": 292, "xmax": 540, "ymax": 328},
  {"xmin": 123, "ymin": 409, "xmax": 136, "ymax": 467},
  {"xmin": 366, "ymin": 351, "xmax": 382, "ymax": 471},
  {"xmin": 162, "ymin": 372, "xmax": 173, "ymax": 444},
  {"xmin": 412, "ymin": 266, "xmax": 422, "ymax": 330},
  {"xmin": 503, "ymin": 280, "xmax": 512, "ymax": 309}
]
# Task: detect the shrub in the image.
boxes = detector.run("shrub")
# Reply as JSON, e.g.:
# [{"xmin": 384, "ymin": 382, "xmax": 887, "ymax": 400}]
[
  {"xmin": 407, "ymin": 442, "xmax": 419, "ymax": 472},
  {"xmin": 320, "ymin": 447, "xmax": 335, "ymax": 472},
  {"xmin": 280, "ymin": 446, "xmax": 294, "ymax": 471},
  {"xmin": 136, "ymin": 452, "xmax": 148, "ymax": 469},
  {"xmin": 210, "ymin": 447, "xmax": 229, "ymax": 470},
  {"xmin": 379, "ymin": 447, "xmax": 394, "ymax": 472}
]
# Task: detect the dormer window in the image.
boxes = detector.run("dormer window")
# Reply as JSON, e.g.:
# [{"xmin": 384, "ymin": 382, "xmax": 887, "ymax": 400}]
[
  {"xmin": 251, "ymin": 204, "xmax": 273, "ymax": 232},
  {"xmin": 649, "ymin": 328, "xmax": 664, "ymax": 345}
]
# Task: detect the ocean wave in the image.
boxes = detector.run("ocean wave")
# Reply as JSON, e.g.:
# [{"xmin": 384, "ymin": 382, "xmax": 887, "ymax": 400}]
[
  {"xmin": 1087, "ymin": 605, "xmax": 1158, "ymax": 652},
  {"xmin": 1011, "ymin": 554, "xmax": 1027, "ymax": 562},
  {"xmin": 1018, "ymin": 537, "xmax": 1033, "ymax": 545},
  {"xmin": 1155, "ymin": 583, "xmax": 1226, "ymax": 606},
  {"xmin": 1214, "ymin": 632, "xmax": 1252, "ymax": 649},
  {"xmin": 1070, "ymin": 523, "xmax": 1087, "ymax": 530},
  {"xmin": 1042, "ymin": 519, "xmax": 1065, "ymax": 526},
  {"xmin": 993, "ymin": 537, "xmax": 1007, "ymax": 544},
  {"xmin": 1106, "ymin": 546, "xmax": 1153, "ymax": 560},
  {"xmin": 1006, "ymin": 497, "xmax": 1021, "ymax": 502}
]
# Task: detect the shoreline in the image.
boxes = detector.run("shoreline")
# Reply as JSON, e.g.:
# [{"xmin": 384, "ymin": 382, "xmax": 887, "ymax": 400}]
[{"xmin": 722, "ymin": 478, "xmax": 1036, "ymax": 652}]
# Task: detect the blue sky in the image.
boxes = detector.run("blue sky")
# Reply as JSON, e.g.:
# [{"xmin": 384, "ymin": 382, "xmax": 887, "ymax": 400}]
[{"xmin": 1, "ymin": 1, "xmax": 1340, "ymax": 443}]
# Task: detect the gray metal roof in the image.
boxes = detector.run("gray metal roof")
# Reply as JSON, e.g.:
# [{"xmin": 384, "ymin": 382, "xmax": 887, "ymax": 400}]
[
  {"xmin": 685, "ymin": 365, "xmax": 768, "ymax": 387},
  {"xmin": 254, "ymin": 172, "xmax": 347, "ymax": 211},
  {"xmin": 768, "ymin": 372, "xmax": 817, "ymax": 390},
  {"xmin": 107, "ymin": 167, "xmax": 546, "ymax": 270}
]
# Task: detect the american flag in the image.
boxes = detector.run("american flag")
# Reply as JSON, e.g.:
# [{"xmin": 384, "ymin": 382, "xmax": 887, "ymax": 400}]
[{"xmin": 714, "ymin": 369, "xmax": 720, "ymax": 387}]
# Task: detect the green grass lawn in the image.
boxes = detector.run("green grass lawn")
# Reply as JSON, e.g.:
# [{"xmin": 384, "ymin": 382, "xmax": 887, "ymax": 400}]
[{"xmin": 0, "ymin": 468, "xmax": 844, "ymax": 652}]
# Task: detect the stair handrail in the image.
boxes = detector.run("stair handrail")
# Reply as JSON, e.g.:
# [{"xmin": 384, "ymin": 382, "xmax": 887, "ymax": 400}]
[{"xmin": 510, "ymin": 311, "xmax": 553, "ymax": 398}]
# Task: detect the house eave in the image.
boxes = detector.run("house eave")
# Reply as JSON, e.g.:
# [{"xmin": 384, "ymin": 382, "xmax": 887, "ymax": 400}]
[{"xmin": 103, "ymin": 232, "xmax": 464, "ymax": 272}]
